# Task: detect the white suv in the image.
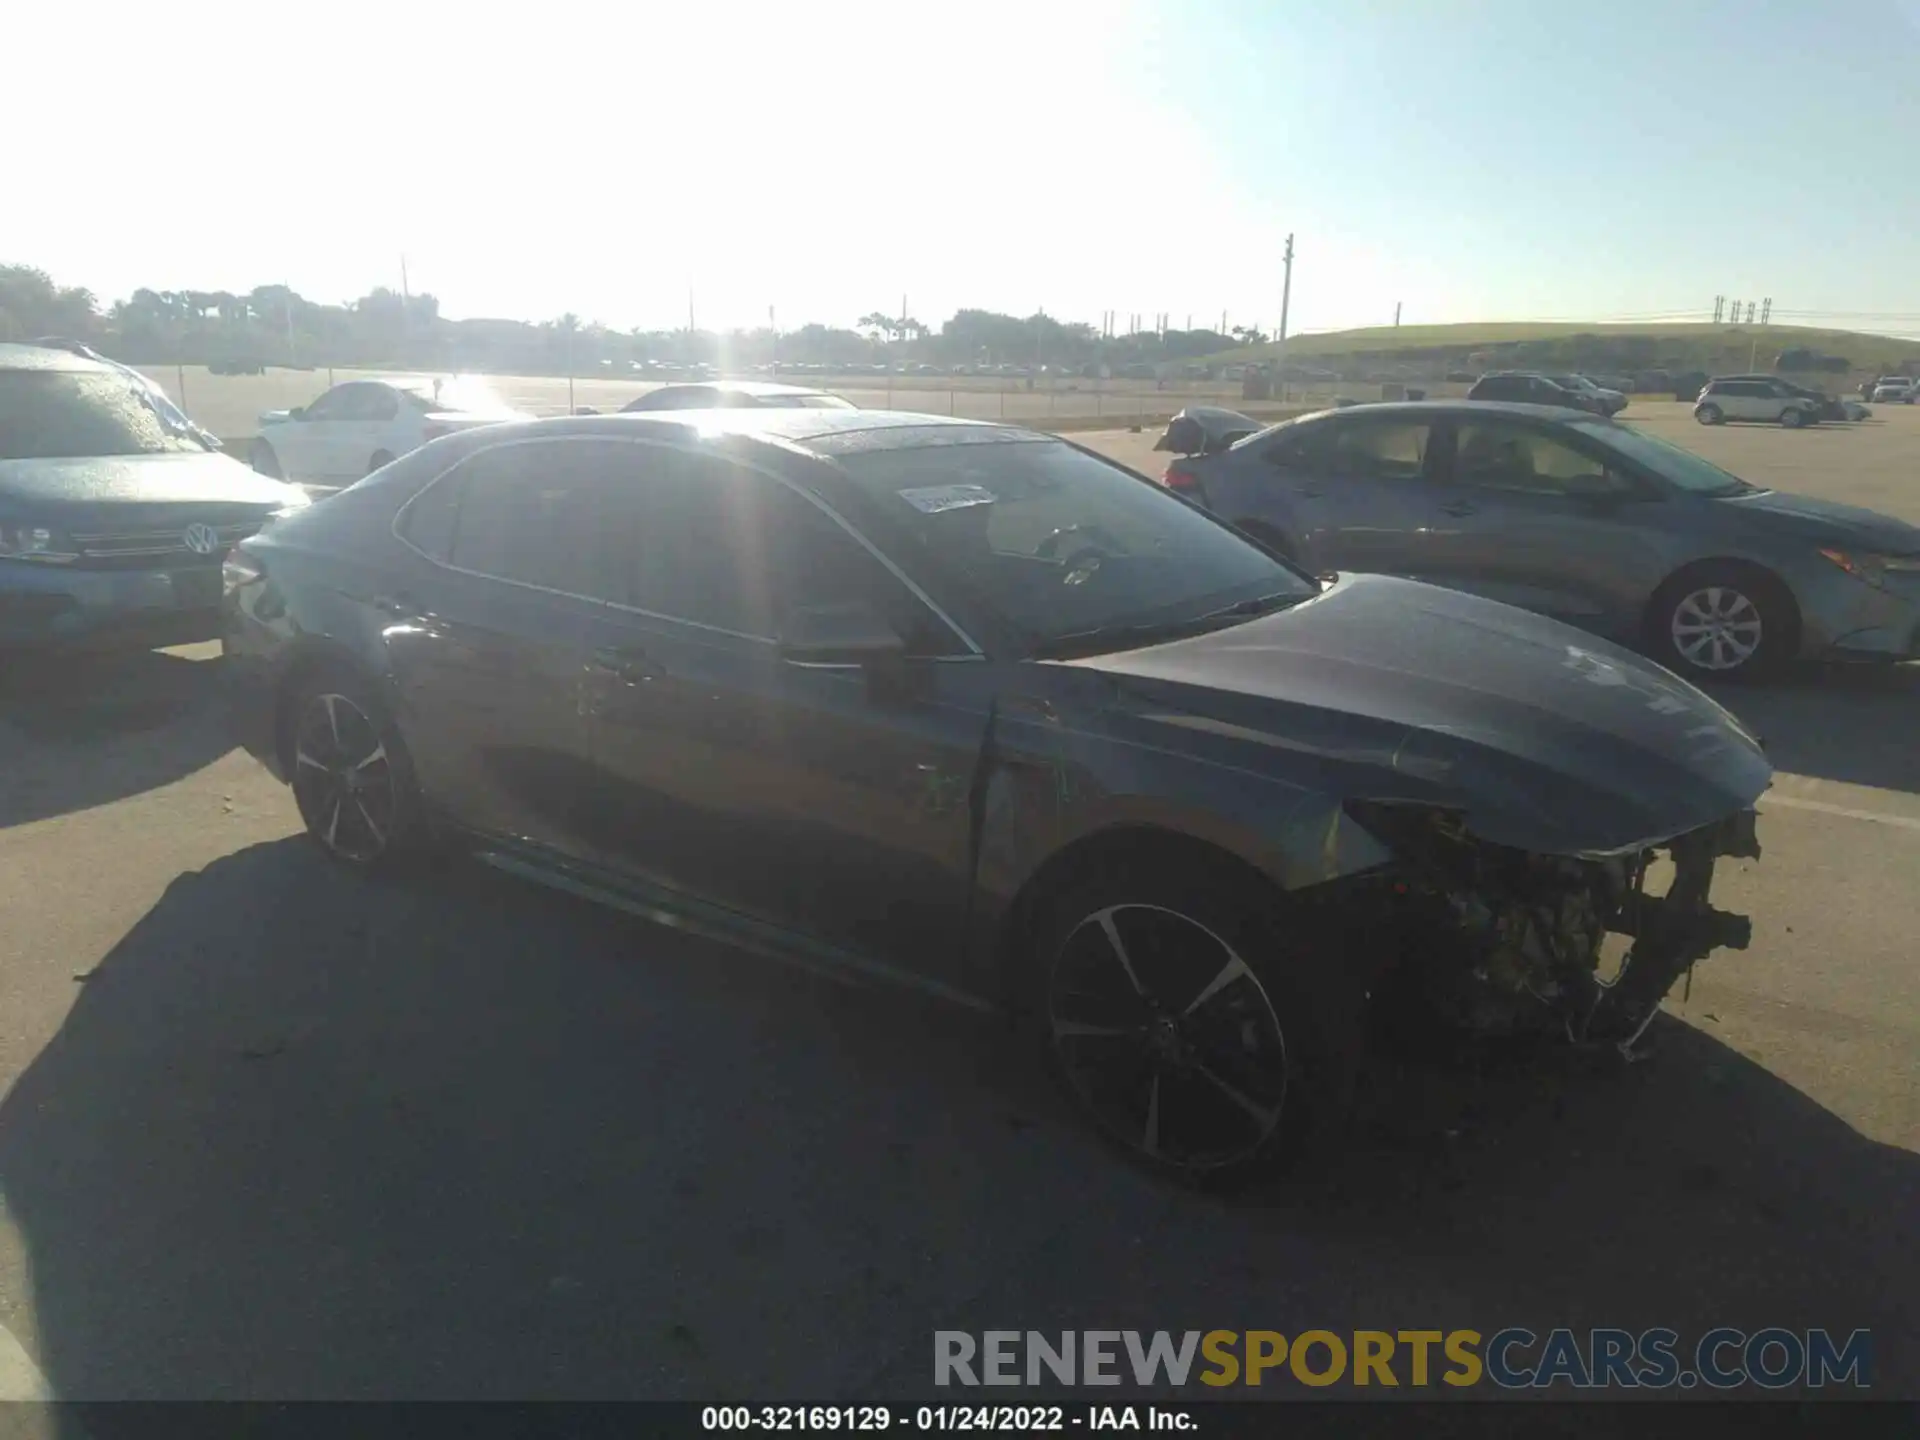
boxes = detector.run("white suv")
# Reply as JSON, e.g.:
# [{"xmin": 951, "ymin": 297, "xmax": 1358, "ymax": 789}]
[
  {"xmin": 1870, "ymin": 377, "xmax": 1916, "ymax": 404},
  {"xmin": 1694, "ymin": 377, "xmax": 1822, "ymax": 427}
]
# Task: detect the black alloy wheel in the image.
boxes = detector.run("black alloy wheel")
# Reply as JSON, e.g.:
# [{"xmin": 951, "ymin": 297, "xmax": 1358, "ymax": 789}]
[
  {"xmin": 290, "ymin": 689, "xmax": 404, "ymax": 865},
  {"xmin": 1034, "ymin": 858, "xmax": 1360, "ymax": 1183}
]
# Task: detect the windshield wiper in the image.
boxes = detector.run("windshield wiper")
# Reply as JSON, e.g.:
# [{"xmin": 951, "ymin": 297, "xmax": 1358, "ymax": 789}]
[
  {"xmin": 1030, "ymin": 592, "xmax": 1304, "ymax": 659},
  {"xmin": 1198, "ymin": 590, "xmax": 1303, "ymax": 621}
]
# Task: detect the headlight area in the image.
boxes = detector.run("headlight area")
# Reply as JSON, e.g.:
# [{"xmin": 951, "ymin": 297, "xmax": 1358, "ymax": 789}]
[
  {"xmin": 1341, "ymin": 801, "xmax": 1758, "ymax": 1056},
  {"xmin": 222, "ymin": 548, "xmax": 264, "ymax": 597},
  {"xmin": 221, "ymin": 546, "xmax": 287, "ymax": 624},
  {"xmin": 0, "ymin": 521, "xmax": 79, "ymax": 563},
  {"xmin": 1819, "ymin": 548, "xmax": 1920, "ymax": 589}
]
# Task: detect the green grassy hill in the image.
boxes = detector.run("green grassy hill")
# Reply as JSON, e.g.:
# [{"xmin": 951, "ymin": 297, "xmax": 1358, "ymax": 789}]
[{"xmin": 1211, "ymin": 322, "xmax": 1920, "ymax": 380}]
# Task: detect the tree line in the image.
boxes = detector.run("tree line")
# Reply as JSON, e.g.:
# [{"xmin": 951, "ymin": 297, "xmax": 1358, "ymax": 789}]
[{"xmin": 0, "ymin": 265, "xmax": 1244, "ymax": 376}]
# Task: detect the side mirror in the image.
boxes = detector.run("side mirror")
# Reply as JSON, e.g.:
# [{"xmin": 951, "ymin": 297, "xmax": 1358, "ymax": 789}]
[
  {"xmin": 288, "ymin": 406, "xmax": 307, "ymax": 421},
  {"xmin": 777, "ymin": 600, "xmax": 906, "ymax": 666}
]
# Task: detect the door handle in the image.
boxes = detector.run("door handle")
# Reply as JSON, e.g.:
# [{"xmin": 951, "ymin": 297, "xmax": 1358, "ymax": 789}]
[
  {"xmin": 1293, "ymin": 486, "xmax": 1323, "ymax": 499},
  {"xmin": 590, "ymin": 645, "xmax": 659, "ymax": 682},
  {"xmin": 1439, "ymin": 499, "xmax": 1478, "ymax": 517},
  {"xmin": 370, "ymin": 591, "xmax": 416, "ymax": 615}
]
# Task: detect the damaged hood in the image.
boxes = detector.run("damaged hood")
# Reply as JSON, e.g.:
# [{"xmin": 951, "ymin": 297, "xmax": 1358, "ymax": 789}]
[{"xmin": 1069, "ymin": 574, "xmax": 1772, "ymax": 856}]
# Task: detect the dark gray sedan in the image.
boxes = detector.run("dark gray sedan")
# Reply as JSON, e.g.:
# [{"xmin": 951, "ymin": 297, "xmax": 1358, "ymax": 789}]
[
  {"xmin": 1163, "ymin": 400, "xmax": 1920, "ymax": 680},
  {"xmin": 224, "ymin": 408, "xmax": 1769, "ymax": 1182}
]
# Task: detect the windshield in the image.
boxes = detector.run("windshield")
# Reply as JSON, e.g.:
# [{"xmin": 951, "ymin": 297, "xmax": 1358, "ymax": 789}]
[
  {"xmin": 832, "ymin": 437, "xmax": 1315, "ymax": 651},
  {"xmin": 1569, "ymin": 418, "xmax": 1755, "ymax": 496},
  {"xmin": 0, "ymin": 371, "xmax": 213, "ymax": 460}
]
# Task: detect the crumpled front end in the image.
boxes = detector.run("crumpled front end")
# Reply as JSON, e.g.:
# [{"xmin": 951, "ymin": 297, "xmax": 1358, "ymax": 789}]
[{"xmin": 1346, "ymin": 800, "xmax": 1762, "ymax": 1053}]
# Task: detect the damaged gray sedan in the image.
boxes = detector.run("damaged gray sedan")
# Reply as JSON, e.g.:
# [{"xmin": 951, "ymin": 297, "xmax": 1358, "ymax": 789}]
[{"xmin": 222, "ymin": 410, "xmax": 1770, "ymax": 1182}]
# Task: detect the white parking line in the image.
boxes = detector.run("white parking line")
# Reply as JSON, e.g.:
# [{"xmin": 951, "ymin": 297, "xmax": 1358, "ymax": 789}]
[
  {"xmin": 1761, "ymin": 792, "xmax": 1920, "ymax": 832},
  {"xmin": 0, "ymin": 1321, "xmax": 51, "ymax": 1401}
]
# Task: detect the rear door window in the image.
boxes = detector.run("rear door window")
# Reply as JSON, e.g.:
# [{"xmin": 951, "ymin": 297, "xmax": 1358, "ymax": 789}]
[
  {"xmin": 335, "ymin": 385, "xmax": 399, "ymax": 422},
  {"xmin": 444, "ymin": 439, "xmax": 636, "ymax": 600},
  {"xmin": 1313, "ymin": 418, "xmax": 1433, "ymax": 481}
]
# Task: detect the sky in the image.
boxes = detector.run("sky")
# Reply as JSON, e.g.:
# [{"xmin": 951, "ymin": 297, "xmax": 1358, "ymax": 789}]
[{"xmin": 12, "ymin": 0, "xmax": 1920, "ymax": 337}]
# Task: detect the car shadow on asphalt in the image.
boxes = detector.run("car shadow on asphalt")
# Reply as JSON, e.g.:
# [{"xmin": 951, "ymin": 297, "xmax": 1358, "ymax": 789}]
[
  {"xmin": 1, "ymin": 838, "xmax": 1912, "ymax": 1404},
  {"xmin": 1710, "ymin": 661, "xmax": 1920, "ymax": 797},
  {"xmin": 0, "ymin": 645, "xmax": 234, "ymax": 830}
]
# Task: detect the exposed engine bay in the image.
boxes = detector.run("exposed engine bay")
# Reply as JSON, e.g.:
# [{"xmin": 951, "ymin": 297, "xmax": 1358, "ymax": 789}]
[{"xmin": 1349, "ymin": 803, "xmax": 1762, "ymax": 1054}]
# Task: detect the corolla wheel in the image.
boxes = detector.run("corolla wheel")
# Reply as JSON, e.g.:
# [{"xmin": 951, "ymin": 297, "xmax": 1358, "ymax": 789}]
[
  {"xmin": 1667, "ymin": 584, "xmax": 1765, "ymax": 674},
  {"xmin": 291, "ymin": 691, "xmax": 400, "ymax": 864},
  {"xmin": 1695, "ymin": 404, "xmax": 1722, "ymax": 425},
  {"xmin": 250, "ymin": 440, "xmax": 282, "ymax": 478},
  {"xmin": 1780, "ymin": 408, "xmax": 1805, "ymax": 428},
  {"xmin": 1046, "ymin": 900, "xmax": 1294, "ymax": 1175}
]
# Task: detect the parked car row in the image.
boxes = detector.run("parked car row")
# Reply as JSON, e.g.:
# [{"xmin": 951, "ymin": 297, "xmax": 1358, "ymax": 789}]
[
  {"xmin": 23, "ymin": 333, "xmax": 1919, "ymax": 1184},
  {"xmin": 1466, "ymin": 371, "xmax": 1626, "ymax": 415}
]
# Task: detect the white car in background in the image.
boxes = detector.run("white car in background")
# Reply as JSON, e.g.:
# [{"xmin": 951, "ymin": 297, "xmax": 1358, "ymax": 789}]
[
  {"xmin": 250, "ymin": 376, "xmax": 527, "ymax": 486},
  {"xmin": 1870, "ymin": 377, "xmax": 1915, "ymax": 404}
]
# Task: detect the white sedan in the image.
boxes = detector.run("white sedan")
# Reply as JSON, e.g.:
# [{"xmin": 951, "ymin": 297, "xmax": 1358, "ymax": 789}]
[{"xmin": 250, "ymin": 377, "xmax": 527, "ymax": 486}]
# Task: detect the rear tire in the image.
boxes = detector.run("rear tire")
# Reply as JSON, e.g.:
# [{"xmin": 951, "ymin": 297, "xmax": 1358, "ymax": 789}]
[
  {"xmin": 1695, "ymin": 403, "xmax": 1723, "ymax": 425},
  {"xmin": 1027, "ymin": 852, "xmax": 1364, "ymax": 1186},
  {"xmin": 283, "ymin": 662, "xmax": 431, "ymax": 871},
  {"xmin": 1647, "ymin": 563, "xmax": 1795, "ymax": 682},
  {"xmin": 250, "ymin": 440, "xmax": 282, "ymax": 478}
]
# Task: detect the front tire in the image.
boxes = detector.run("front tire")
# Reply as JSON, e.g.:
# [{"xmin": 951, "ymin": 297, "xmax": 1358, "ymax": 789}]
[
  {"xmin": 250, "ymin": 440, "xmax": 283, "ymax": 478},
  {"xmin": 1030, "ymin": 854, "xmax": 1361, "ymax": 1185},
  {"xmin": 1695, "ymin": 403, "xmax": 1723, "ymax": 425},
  {"xmin": 1648, "ymin": 565, "xmax": 1794, "ymax": 681},
  {"xmin": 1780, "ymin": 408, "xmax": 1806, "ymax": 428},
  {"xmin": 367, "ymin": 449, "xmax": 395, "ymax": 475},
  {"xmin": 285, "ymin": 663, "xmax": 430, "ymax": 870}
]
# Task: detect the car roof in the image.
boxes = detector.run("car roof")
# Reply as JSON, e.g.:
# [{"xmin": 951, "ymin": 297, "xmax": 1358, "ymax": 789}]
[
  {"xmin": 646, "ymin": 380, "xmax": 837, "ymax": 398},
  {"xmin": 0, "ymin": 342, "xmax": 113, "ymax": 374},
  {"xmin": 1283, "ymin": 399, "xmax": 1603, "ymax": 423},
  {"xmin": 440, "ymin": 408, "xmax": 1041, "ymax": 458}
]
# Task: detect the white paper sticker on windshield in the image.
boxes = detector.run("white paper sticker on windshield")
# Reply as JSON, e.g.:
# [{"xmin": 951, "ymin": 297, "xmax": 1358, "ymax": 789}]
[{"xmin": 897, "ymin": 484, "xmax": 996, "ymax": 514}]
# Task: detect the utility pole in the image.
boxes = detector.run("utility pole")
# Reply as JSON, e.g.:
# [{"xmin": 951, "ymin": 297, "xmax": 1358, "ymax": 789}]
[
  {"xmin": 769, "ymin": 306, "xmax": 777, "ymax": 373},
  {"xmin": 1713, "ymin": 295, "xmax": 1724, "ymax": 324},
  {"xmin": 1276, "ymin": 232, "xmax": 1296, "ymax": 399},
  {"xmin": 1393, "ymin": 301, "xmax": 1402, "ymax": 328},
  {"xmin": 1760, "ymin": 297, "xmax": 1771, "ymax": 325},
  {"xmin": 1745, "ymin": 301, "xmax": 1756, "ymax": 325}
]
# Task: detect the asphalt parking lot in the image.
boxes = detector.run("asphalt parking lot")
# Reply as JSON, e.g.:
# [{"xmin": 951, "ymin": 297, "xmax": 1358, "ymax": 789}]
[{"xmin": 0, "ymin": 402, "xmax": 1915, "ymax": 1403}]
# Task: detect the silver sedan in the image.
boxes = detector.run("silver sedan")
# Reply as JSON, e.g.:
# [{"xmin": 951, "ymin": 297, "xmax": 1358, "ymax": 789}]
[{"xmin": 1159, "ymin": 400, "xmax": 1920, "ymax": 681}]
